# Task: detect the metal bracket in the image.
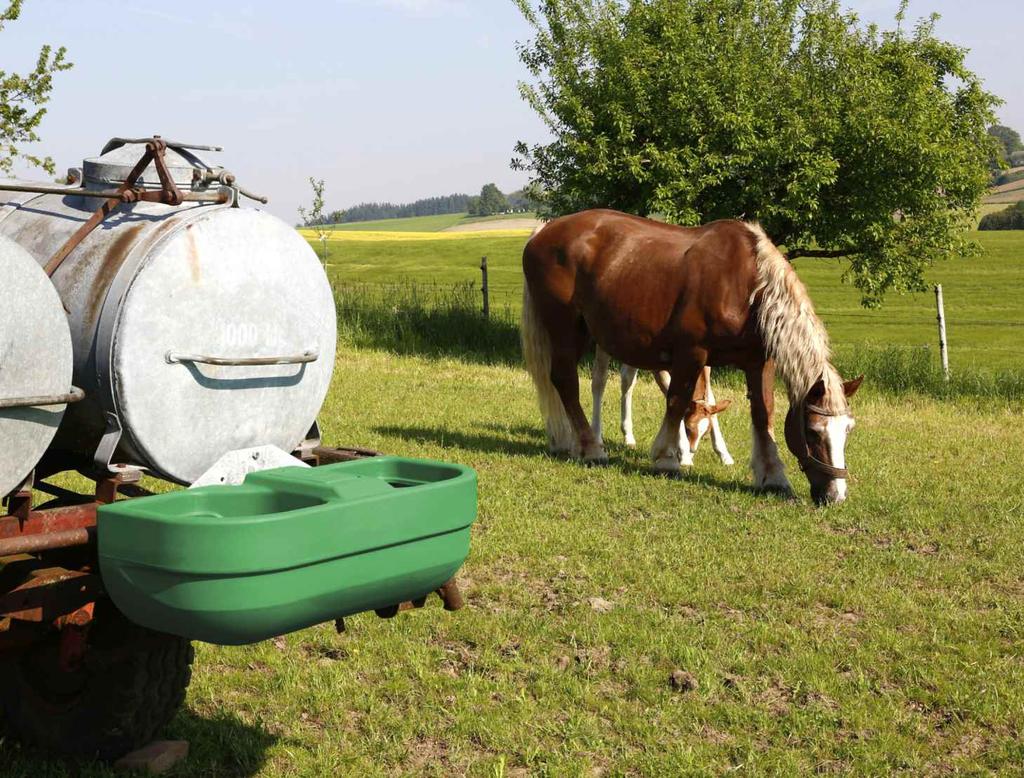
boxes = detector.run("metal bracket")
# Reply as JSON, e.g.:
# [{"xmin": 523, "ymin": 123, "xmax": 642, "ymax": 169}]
[
  {"xmin": 293, "ymin": 421, "xmax": 323, "ymax": 464},
  {"xmin": 91, "ymin": 414, "xmax": 145, "ymax": 479}
]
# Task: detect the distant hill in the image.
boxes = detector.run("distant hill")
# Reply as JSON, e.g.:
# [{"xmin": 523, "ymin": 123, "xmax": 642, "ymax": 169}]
[
  {"xmin": 303, "ymin": 188, "xmax": 535, "ymax": 227},
  {"xmin": 984, "ymin": 172, "xmax": 1024, "ymax": 205},
  {"xmin": 324, "ymin": 212, "xmax": 539, "ymax": 233}
]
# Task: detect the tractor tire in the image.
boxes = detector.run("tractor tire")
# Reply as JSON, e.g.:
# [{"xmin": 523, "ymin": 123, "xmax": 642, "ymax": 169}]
[{"xmin": 0, "ymin": 602, "xmax": 194, "ymax": 760}]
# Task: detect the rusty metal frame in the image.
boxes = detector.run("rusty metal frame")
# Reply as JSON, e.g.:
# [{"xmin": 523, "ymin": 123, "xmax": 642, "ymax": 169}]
[{"xmin": 43, "ymin": 138, "xmax": 201, "ymax": 277}]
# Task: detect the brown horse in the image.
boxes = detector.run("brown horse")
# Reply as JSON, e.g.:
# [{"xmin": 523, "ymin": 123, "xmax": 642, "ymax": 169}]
[{"xmin": 521, "ymin": 209, "xmax": 863, "ymax": 505}]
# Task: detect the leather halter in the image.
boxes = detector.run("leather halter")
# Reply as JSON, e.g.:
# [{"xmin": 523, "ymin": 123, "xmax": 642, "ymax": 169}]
[{"xmin": 792, "ymin": 402, "xmax": 850, "ymax": 480}]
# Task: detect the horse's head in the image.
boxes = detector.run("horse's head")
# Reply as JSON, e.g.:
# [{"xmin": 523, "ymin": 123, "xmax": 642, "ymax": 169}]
[
  {"xmin": 684, "ymin": 399, "xmax": 731, "ymax": 453},
  {"xmin": 785, "ymin": 374, "xmax": 863, "ymax": 506}
]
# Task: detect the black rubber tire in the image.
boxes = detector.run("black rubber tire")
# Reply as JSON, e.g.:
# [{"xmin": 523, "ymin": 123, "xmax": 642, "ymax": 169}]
[{"xmin": 0, "ymin": 603, "xmax": 194, "ymax": 760}]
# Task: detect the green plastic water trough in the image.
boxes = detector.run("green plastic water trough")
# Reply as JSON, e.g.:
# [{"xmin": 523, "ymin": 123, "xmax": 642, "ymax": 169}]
[{"xmin": 98, "ymin": 457, "xmax": 477, "ymax": 645}]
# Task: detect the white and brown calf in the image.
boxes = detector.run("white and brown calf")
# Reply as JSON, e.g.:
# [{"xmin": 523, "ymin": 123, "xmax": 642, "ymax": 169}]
[{"xmin": 591, "ymin": 348, "xmax": 734, "ymax": 467}]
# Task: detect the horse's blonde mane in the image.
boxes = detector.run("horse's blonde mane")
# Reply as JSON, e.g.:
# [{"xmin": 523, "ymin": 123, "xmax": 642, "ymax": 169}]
[{"xmin": 746, "ymin": 223, "xmax": 845, "ymax": 409}]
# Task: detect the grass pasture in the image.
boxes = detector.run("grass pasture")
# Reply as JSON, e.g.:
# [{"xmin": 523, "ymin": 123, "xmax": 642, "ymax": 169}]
[
  {"xmin": 322, "ymin": 213, "xmax": 538, "ymax": 233},
  {"xmin": 327, "ymin": 213, "xmax": 469, "ymax": 232},
  {"xmin": 6, "ymin": 348, "xmax": 1022, "ymax": 776}
]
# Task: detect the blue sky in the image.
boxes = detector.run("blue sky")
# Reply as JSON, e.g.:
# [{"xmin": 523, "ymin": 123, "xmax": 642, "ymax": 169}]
[{"xmin": 4, "ymin": 0, "xmax": 1021, "ymax": 221}]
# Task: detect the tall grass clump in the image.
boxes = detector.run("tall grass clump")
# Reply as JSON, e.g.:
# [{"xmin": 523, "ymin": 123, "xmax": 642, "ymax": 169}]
[
  {"xmin": 835, "ymin": 344, "xmax": 1024, "ymax": 403},
  {"xmin": 334, "ymin": 281, "xmax": 520, "ymax": 364}
]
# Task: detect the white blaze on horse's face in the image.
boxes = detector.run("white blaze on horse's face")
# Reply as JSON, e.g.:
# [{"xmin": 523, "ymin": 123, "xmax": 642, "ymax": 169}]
[{"xmin": 824, "ymin": 414, "xmax": 855, "ymax": 503}]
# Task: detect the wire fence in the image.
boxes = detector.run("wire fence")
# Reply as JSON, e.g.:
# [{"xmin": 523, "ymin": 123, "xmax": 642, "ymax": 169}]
[{"xmin": 329, "ymin": 277, "xmax": 1024, "ymax": 402}]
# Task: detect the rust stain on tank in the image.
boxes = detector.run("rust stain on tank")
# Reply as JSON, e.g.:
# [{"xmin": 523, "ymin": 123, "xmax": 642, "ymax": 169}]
[
  {"xmin": 83, "ymin": 223, "xmax": 146, "ymax": 329},
  {"xmin": 185, "ymin": 224, "xmax": 201, "ymax": 283}
]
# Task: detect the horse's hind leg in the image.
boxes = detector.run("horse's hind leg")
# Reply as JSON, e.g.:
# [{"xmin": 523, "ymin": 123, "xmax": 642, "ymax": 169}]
[
  {"xmin": 620, "ymin": 364, "xmax": 640, "ymax": 447},
  {"xmin": 745, "ymin": 359, "xmax": 792, "ymax": 493},
  {"xmin": 651, "ymin": 351, "xmax": 705, "ymax": 474},
  {"xmin": 549, "ymin": 320, "xmax": 607, "ymax": 464},
  {"xmin": 591, "ymin": 347, "xmax": 611, "ymax": 446}
]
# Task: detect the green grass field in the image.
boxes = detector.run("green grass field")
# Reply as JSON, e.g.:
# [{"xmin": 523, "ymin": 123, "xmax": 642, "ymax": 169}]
[
  {"xmin": 328, "ymin": 213, "xmax": 469, "ymax": 232},
  {"xmin": 7, "ymin": 348, "xmax": 1022, "ymax": 776},
  {"xmin": 324, "ymin": 212, "xmax": 537, "ymax": 233},
  {"xmin": 318, "ymin": 229, "xmax": 1024, "ymax": 372}
]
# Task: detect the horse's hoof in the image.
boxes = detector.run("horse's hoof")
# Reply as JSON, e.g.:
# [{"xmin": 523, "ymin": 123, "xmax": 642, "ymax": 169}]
[
  {"xmin": 756, "ymin": 481, "xmax": 795, "ymax": 499},
  {"xmin": 720, "ymin": 455, "xmax": 736, "ymax": 467},
  {"xmin": 653, "ymin": 457, "xmax": 681, "ymax": 477},
  {"xmin": 624, "ymin": 438, "xmax": 637, "ymax": 448},
  {"xmin": 585, "ymin": 456, "xmax": 610, "ymax": 467}
]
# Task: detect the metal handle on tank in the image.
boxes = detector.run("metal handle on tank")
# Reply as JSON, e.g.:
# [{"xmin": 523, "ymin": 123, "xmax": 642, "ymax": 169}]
[
  {"xmin": 0, "ymin": 386, "xmax": 85, "ymax": 410},
  {"xmin": 165, "ymin": 349, "xmax": 320, "ymax": 367}
]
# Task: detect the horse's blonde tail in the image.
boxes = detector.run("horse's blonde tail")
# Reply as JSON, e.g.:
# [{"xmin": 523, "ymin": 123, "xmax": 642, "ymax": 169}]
[{"xmin": 521, "ymin": 276, "xmax": 573, "ymax": 453}]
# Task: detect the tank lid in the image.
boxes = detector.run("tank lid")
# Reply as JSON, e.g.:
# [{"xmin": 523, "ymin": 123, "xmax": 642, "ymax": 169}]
[{"xmin": 82, "ymin": 142, "xmax": 198, "ymax": 188}]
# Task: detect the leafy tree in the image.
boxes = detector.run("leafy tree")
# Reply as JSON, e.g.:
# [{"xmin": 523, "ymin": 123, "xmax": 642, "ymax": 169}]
[
  {"xmin": 477, "ymin": 183, "xmax": 510, "ymax": 216},
  {"xmin": 0, "ymin": 1, "xmax": 71, "ymax": 176},
  {"xmin": 1011, "ymin": 151, "xmax": 1024, "ymax": 168},
  {"xmin": 513, "ymin": 0, "xmax": 999, "ymax": 304}
]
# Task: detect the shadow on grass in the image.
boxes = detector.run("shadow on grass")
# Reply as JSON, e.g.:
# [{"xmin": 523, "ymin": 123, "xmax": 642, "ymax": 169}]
[
  {"xmin": 376, "ymin": 422, "xmax": 773, "ymax": 499},
  {"xmin": 374, "ymin": 424, "xmax": 543, "ymax": 457},
  {"xmin": 0, "ymin": 707, "xmax": 277, "ymax": 778},
  {"xmin": 166, "ymin": 707, "xmax": 278, "ymax": 777},
  {"xmin": 335, "ymin": 282, "xmax": 521, "ymax": 365}
]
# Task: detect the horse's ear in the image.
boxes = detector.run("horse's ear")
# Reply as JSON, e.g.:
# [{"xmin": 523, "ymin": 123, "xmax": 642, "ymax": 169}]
[
  {"xmin": 843, "ymin": 375, "xmax": 865, "ymax": 398},
  {"xmin": 709, "ymin": 399, "xmax": 732, "ymax": 415}
]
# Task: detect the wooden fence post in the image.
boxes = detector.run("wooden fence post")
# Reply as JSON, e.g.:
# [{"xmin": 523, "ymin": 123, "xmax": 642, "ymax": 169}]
[
  {"xmin": 480, "ymin": 256, "xmax": 489, "ymax": 319},
  {"xmin": 934, "ymin": 284, "xmax": 949, "ymax": 380}
]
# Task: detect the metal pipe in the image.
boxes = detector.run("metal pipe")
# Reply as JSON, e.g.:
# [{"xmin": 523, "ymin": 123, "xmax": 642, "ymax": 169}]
[
  {"xmin": 0, "ymin": 386, "xmax": 85, "ymax": 411},
  {"xmin": 0, "ymin": 182, "xmax": 228, "ymax": 202},
  {"xmin": 165, "ymin": 349, "xmax": 319, "ymax": 367},
  {"xmin": 0, "ymin": 527, "xmax": 93, "ymax": 556}
]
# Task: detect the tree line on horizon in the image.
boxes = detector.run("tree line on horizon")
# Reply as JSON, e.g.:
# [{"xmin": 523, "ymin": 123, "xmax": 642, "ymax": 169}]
[{"xmin": 303, "ymin": 184, "xmax": 534, "ymax": 226}]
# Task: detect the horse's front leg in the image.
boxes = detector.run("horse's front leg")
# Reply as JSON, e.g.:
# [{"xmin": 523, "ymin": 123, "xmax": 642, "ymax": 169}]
[
  {"xmin": 651, "ymin": 352, "xmax": 704, "ymax": 474},
  {"xmin": 591, "ymin": 347, "xmax": 611, "ymax": 447},
  {"xmin": 745, "ymin": 360, "xmax": 792, "ymax": 493},
  {"xmin": 619, "ymin": 364, "xmax": 640, "ymax": 447}
]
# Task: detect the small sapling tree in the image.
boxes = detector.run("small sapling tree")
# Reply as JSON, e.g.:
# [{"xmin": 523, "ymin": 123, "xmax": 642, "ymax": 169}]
[
  {"xmin": 0, "ymin": 1, "xmax": 72, "ymax": 176},
  {"xmin": 298, "ymin": 177, "xmax": 330, "ymax": 265}
]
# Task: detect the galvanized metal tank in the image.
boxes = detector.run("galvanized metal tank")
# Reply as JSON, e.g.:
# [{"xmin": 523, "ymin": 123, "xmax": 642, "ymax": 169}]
[
  {"xmin": 0, "ymin": 141, "xmax": 336, "ymax": 485},
  {"xmin": 0, "ymin": 237, "xmax": 76, "ymax": 496}
]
